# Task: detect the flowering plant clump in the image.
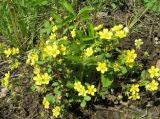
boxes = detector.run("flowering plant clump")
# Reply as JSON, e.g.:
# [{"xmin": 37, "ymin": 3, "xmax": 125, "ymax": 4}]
[{"xmin": 0, "ymin": 4, "xmax": 159, "ymax": 118}]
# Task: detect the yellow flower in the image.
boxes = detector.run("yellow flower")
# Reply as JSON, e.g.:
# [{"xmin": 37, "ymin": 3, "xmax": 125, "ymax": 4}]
[
  {"xmin": 49, "ymin": 33, "xmax": 56, "ymax": 40},
  {"xmin": 4, "ymin": 48, "xmax": 12, "ymax": 57},
  {"xmin": 12, "ymin": 48, "xmax": 19, "ymax": 55},
  {"xmin": 33, "ymin": 65, "xmax": 41, "ymax": 75},
  {"xmin": 115, "ymin": 30, "xmax": 127, "ymax": 38},
  {"xmin": 146, "ymin": 80, "xmax": 159, "ymax": 91},
  {"xmin": 26, "ymin": 51, "xmax": 39, "ymax": 66},
  {"xmin": 78, "ymin": 86, "xmax": 87, "ymax": 97},
  {"xmin": 135, "ymin": 39, "xmax": 143, "ymax": 49},
  {"xmin": 74, "ymin": 82, "xmax": 82, "ymax": 91},
  {"xmin": 1, "ymin": 72, "xmax": 10, "ymax": 88},
  {"xmin": 87, "ymin": 85, "xmax": 97, "ymax": 96},
  {"xmin": 111, "ymin": 24, "xmax": 123, "ymax": 32},
  {"xmin": 4, "ymin": 47, "xmax": 19, "ymax": 57},
  {"xmin": 71, "ymin": 29, "xmax": 76, "ymax": 38},
  {"xmin": 41, "ymin": 73, "xmax": 51, "ymax": 84},
  {"xmin": 148, "ymin": 66, "xmax": 160, "ymax": 78},
  {"xmin": 129, "ymin": 92, "xmax": 140, "ymax": 100},
  {"xmin": 42, "ymin": 97, "xmax": 50, "ymax": 109},
  {"xmin": 84, "ymin": 47, "xmax": 93, "ymax": 57},
  {"xmin": 52, "ymin": 106, "xmax": 61, "ymax": 118},
  {"xmin": 94, "ymin": 24, "xmax": 103, "ymax": 31},
  {"xmin": 43, "ymin": 44, "xmax": 60, "ymax": 58},
  {"xmin": 96, "ymin": 62, "xmax": 108, "ymax": 73},
  {"xmin": 123, "ymin": 27, "xmax": 129, "ymax": 34},
  {"xmin": 74, "ymin": 82, "xmax": 87, "ymax": 97},
  {"xmin": 130, "ymin": 84, "xmax": 139, "ymax": 95},
  {"xmin": 62, "ymin": 36, "xmax": 67, "ymax": 40},
  {"xmin": 52, "ymin": 25, "xmax": 58, "ymax": 33},
  {"xmin": 33, "ymin": 74, "xmax": 43, "ymax": 85},
  {"xmin": 98, "ymin": 29, "xmax": 113, "ymax": 40},
  {"xmin": 33, "ymin": 73, "xmax": 51, "ymax": 85},
  {"xmin": 125, "ymin": 49, "xmax": 137, "ymax": 67}
]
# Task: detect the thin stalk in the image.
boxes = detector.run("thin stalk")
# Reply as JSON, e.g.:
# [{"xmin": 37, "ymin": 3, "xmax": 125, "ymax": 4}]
[{"xmin": 129, "ymin": 7, "xmax": 149, "ymax": 29}]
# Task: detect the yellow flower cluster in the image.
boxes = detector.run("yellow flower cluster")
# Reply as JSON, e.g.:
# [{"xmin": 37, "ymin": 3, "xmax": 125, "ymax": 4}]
[
  {"xmin": 49, "ymin": 25, "xmax": 58, "ymax": 40},
  {"xmin": 42, "ymin": 44, "xmax": 60, "ymax": 58},
  {"xmin": 42, "ymin": 97, "xmax": 50, "ymax": 109},
  {"xmin": 111, "ymin": 24, "xmax": 129, "ymax": 38},
  {"xmin": 146, "ymin": 80, "xmax": 159, "ymax": 91},
  {"xmin": 98, "ymin": 24, "xmax": 129, "ymax": 40},
  {"xmin": 26, "ymin": 51, "xmax": 39, "ymax": 66},
  {"xmin": 33, "ymin": 73, "xmax": 51, "ymax": 85},
  {"xmin": 84, "ymin": 47, "xmax": 93, "ymax": 57},
  {"xmin": 148, "ymin": 66, "xmax": 160, "ymax": 78},
  {"xmin": 125, "ymin": 49, "xmax": 137, "ymax": 68},
  {"xmin": 52, "ymin": 106, "xmax": 61, "ymax": 118},
  {"xmin": 1, "ymin": 72, "xmax": 10, "ymax": 88},
  {"xmin": 4, "ymin": 47, "xmax": 19, "ymax": 57},
  {"xmin": 74, "ymin": 82, "xmax": 87, "ymax": 96},
  {"xmin": 96, "ymin": 62, "xmax": 108, "ymax": 74},
  {"xmin": 129, "ymin": 84, "xmax": 140, "ymax": 100},
  {"xmin": 74, "ymin": 82, "xmax": 97, "ymax": 96},
  {"xmin": 98, "ymin": 29, "xmax": 113, "ymax": 40}
]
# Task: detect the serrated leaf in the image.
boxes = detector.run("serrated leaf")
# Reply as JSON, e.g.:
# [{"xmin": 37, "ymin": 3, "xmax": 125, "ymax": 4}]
[
  {"xmin": 101, "ymin": 74, "xmax": 113, "ymax": 88},
  {"xmin": 66, "ymin": 81, "xmax": 74, "ymax": 89},
  {"xmin": 46, "ymin": 95, "xmax": 55, "ymax": 104},
  {"xmin": 121, "ymin": 66, "xmax": 127, "ymax": 74}
]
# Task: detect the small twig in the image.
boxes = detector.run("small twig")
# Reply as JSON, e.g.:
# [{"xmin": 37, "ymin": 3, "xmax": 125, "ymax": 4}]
[
  {"xmin": 140, "ymin": 108, "xmax": 148, "ymax": 118},
  {"xmin": 0, "ymin": 61, "xmax": 8, "ymax": 66}
]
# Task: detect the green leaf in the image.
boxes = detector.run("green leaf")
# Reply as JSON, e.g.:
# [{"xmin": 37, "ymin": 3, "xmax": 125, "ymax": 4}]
[
  {"xmin": 84, "ymin": 96, "xmax": 91, "ymax": 101},
  {"xmin": 61, "ymin": 15, "xmax": 76, "ymax": 26},
  {"xmin": 52, "ymin": 82, "xmax": 59, "ymax": 86},
  {"xmin": 51, "ymin": 12, "xmax": 63, "ymax": 23},
  {"xmin": 81, "ymin": 36, "xmax": 96, "ymax": 41},
  {"xmin": 41, "ymin": 20, "xmax": 52, "ymax": 35},
  {"xmin": 47, "ymin": 95, "xmax": 55, "ymax": 104},
  {"xmin": 77, "ymin": 6, "xmax": 94, "ymax": 17},
  {"xmin": 101, "ymin": 74, "xmax": 113, "ymax": 88},
  {"xmin": 60, "ymin": 0, "xmax": 76, "ymax": 15},
  {"xmin": 54, "ymin": 87, "xmax": 61, "ymax": 96},
  {"xmin": 80, "ymin": 100, "xmax": 86, "ymax": 108},
  {"xmin": 89, "ymin": 23, "xmax": 95, "ymax": 37},
  {"xmin": 66, "ymin": 81, "xmax": 74, "ymax": 89},
  {"xmin": 37, "ymin": 60, "xmax": 47, "ymax": 65},
  {"xmin": 121, "ymin": 66, "xmax": 127, "ymax": 74},
  {"xmin": 140, "ymin": 70, "xmax": 147, "ymax": 80}
]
